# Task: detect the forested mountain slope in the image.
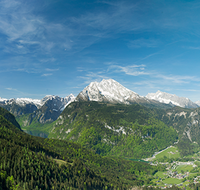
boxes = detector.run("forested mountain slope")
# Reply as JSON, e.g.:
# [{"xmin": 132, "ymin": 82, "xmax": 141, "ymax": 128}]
[
  {"xmin": 0, "ymin": 107, "xmax": 21, "ymax": 130},
  {"xmin": 0, "ymin": 107, "xmax": 158, "ymax": 189},
  {"xmin": 154, "ymin": 106, "xmax": 200, "ymax": 156},
  {"xmin": 48, "ymin": 100, "xmax": 200, "ymax": 158},
  {"xmin": 49, "ymin": 101, "xmax": 178, "ymax": 159}
]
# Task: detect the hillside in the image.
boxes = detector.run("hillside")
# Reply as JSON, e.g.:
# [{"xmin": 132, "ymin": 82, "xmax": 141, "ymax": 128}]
[
  {"xmin": 0, "ymin": 107, "xmax": 21, "ymax": 130},
  {"xmin": 154, "ymin": 106, "xmax": 200, "ymax": 156},
  {"xmin": 0, "ymin": 95, "xmax": 75, "ymax": 137},
  {"xmin": 0, "ymin": 107, "xmax": 159, "ymax": 189},
  {"xmin": 49, "ymin": 101, "xmax": 178, "ymax": 159}
]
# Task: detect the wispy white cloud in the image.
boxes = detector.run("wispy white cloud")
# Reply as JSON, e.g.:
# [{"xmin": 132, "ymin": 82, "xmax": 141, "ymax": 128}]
[
  {"xmin": 4, "ymin": 85, "xmax": 47, "ymax": 99},
  {"xmin": 40, "ymin": 58, "xmax": 56, "ymax": 63},
  {"xmin": 177, "ymin": 89, "xmax": 200, "ymax": 92},
  {"xmin": 79, "ymin": 71, "xmax": 110, "ymax": 84},
  {"xmin": 187, "ymin": 46, "xmax": 200, "ymax": 50},
  {"xmin": 45, "ymin": 68, "xmax": 59, "ymax": 72},
  {"xmin": 70, "ymin": 1, "xmax": 147, "ymax": 38},
  {"xmin": 0, "ymin": 0, "xmax": 197, "ymax": 59},
  {"xmin": 41, "ymin": 73, "xmax": 53, "ymax": 77},
  {"xmin": 109, "ymin": 64, "xmax": 149, "ymax": 76},
  {"xmin": 107, "ymin": 60, "xmax": 200, "ymax": 84},
  {"xmin": 5, "ymin": 87, "xmax": 17, "ymax": 91},
  {"xmin": 78, "ymin": 59, "xmax": 200, "ymax": 88},
  {"xmin": 128, "ymin": 38, "xmax": 160, "ymax": 48},
  {"xmin": 0, "ymin": 0, "xmax": 73, "ymax": 54},
  {"xmin": 155, "ymin": 74, "xmax": 200, "ymax": 84},
  {"xmin": 123, "ymin": 50, "xmax": 163, "ymax": 65}
]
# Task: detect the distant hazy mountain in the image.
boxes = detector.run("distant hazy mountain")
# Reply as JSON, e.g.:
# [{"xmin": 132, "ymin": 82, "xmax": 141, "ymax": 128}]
[
  {"xmin": 40, "ymin": 94, "xmax": 76, "ymax": 113},
  {"xmin": 0, "ymin": 94, "xmax": 76, "ymax": 131},
  {"xmin": 31, "ymin": 94, "xmax": 76, "ymax": 124},
  {"xmin": 0, "ymin": 94, "xmax": 75, "ymax": 117},
  {"xmin": 0, "ymin": 97, "xmax": 42, "ymax": 108},
  {"xmin": 195, "ymin": 101, "xmax": 200, "ymax": 107},
  {"xmin": 146, "ymin": 90, "xmax": 199, "ymax": 108},
  {"xmin": 0, "ymin": 98, "xmax": 39, "ymax": 116}
]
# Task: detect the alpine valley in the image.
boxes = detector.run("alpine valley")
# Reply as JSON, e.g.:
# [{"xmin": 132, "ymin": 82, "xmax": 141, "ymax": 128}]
[
  {"xmin": 0, "ymin": 94, "xmax": 75, "ymax": 137},
  {"xmin": 2, "ymin": 79, "xmax": 200, "ymax": 189}
]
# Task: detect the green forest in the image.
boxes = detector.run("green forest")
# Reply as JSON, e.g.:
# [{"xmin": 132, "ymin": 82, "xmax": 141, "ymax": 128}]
[
  {"xmin": 0, "ymin": 106, "xmax": 160, "ymax": 189},
  {"xmin": 48, "ymin": 102, "xmax": 178, "ymax": 159},
  {"xmin": 2, "ymin": 101, "xmax": 200, "ymax": 189}
]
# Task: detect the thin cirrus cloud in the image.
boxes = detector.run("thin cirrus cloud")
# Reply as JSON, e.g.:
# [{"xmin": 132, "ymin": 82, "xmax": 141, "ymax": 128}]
[
  {"xmin": 177, "ymin": 89, "xmax": 200, "ymax": 92},
  {"xmin": 78, "ymin": 61, "xmax": 200, "ymax": 87},
  {"xmin": 71, "ymin": 2, "xmax": 143, "ymax": 33},
  {"xmin": 0, "ymin": 0, "xmax": 194, "ymax": 58},
  {"xmin": 45, "ymin": 68, "xmax": 59, "ymax": 72},
  {"xmin": 41, "ymin": 73, "xmax": 53, "ymax": 77},
  {"xmin": 0, "ymin": 0, "xmax": 110, "ymax": 57},
  {"xmin": 0, "ymin": 0, "xmax": 72, "ymax": 54},
  {"xmin": 128, "ymin": 38, "xmax": 160, "ymax": 48},
  {"xmin": 107, "ymin": 63, "xmax": 200, "ymax": 85},
  {"xmin": 109, "ymin": 64, "xmax": 150, "ymax": 76},
  {"xmin": 155, "ymin": 74, "xmax": 200, "ymax": 84},
  {"xmin": 1, "ymin": 0, "xmax": 200, "ymax": 55},
  {"xmin": 79, "ymin": 71, "xmax": 110, "ymax": 85},
  {"xmin": 5, "ymin": 88, "xmax": 17, "ymax": 91},
  {"xmin": 1, "ymin": 0, "xmax": 200, "ymax": 101},
  {"xmin": 0, "ymin": 0, "xmax": 87, "ymax": 55},
  {"xmin": 187, "ymin": 46, "xmax": 200, "ymax": 50}
]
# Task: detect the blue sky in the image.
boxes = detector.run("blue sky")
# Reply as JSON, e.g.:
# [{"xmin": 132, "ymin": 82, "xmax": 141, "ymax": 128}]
[{"xmin": 1, "ymin": 0, "xmax": 200, "ymax": 102}]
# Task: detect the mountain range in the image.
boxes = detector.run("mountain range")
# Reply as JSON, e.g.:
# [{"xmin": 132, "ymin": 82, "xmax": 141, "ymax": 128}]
[
  {"xmin": 1, "ymin": 79, "xmax": 200, "ymax": 189},
  {"xmin": 0, "ymin": 94, "xmax": 75, "ymax": 134},
  {"xmin": 0, "ymin": 90, "xmax": 184, "ymax": 189},
  {"xmin": 1, "ymin": 79, "xmax": 200, "ymax": 139},
  {"xmin": 1, "ymin": 79, "xmax": 199, "ymax": 116},
  {"xmin": 76, "ymin": 79, "xmax": 199, "ymax": 108},
  {"xmin": 146, "ymin": 90, "xmax": 199, "ymax": 108},
  {"xmin": 75, "ymin": 79, "xmax": 169, "ymax": 109},
  {"xmin": 0, "ymin": 94, "xmax": 75, "ymax": 115}
]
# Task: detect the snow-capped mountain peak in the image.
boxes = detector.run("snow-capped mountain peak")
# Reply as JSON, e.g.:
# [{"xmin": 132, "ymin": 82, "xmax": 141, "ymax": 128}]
[
  {"xmin": 0, "ymin": 97, "xmax": 42, "ymax": 108},
  {"xmin": 76, "ymin": 79, "xmax": 142, "ymax": 104},
  {"xmin": 15, "ymin": 98, "xmax": 42, "ymax": 107},
  {"xmin": 0, "ymin": 94, "xmax": 76, "ymax": 113},
  {"xmin": 146, "ymin": 90, "xmax": 198, "ymax": 108},
  {"xmin": 41, "ymin": 95, "xmax": 58, "ymax": 104},
  {"xmin": 60, "ymin": 94, "xmax": 76, "ymax": 111}
]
